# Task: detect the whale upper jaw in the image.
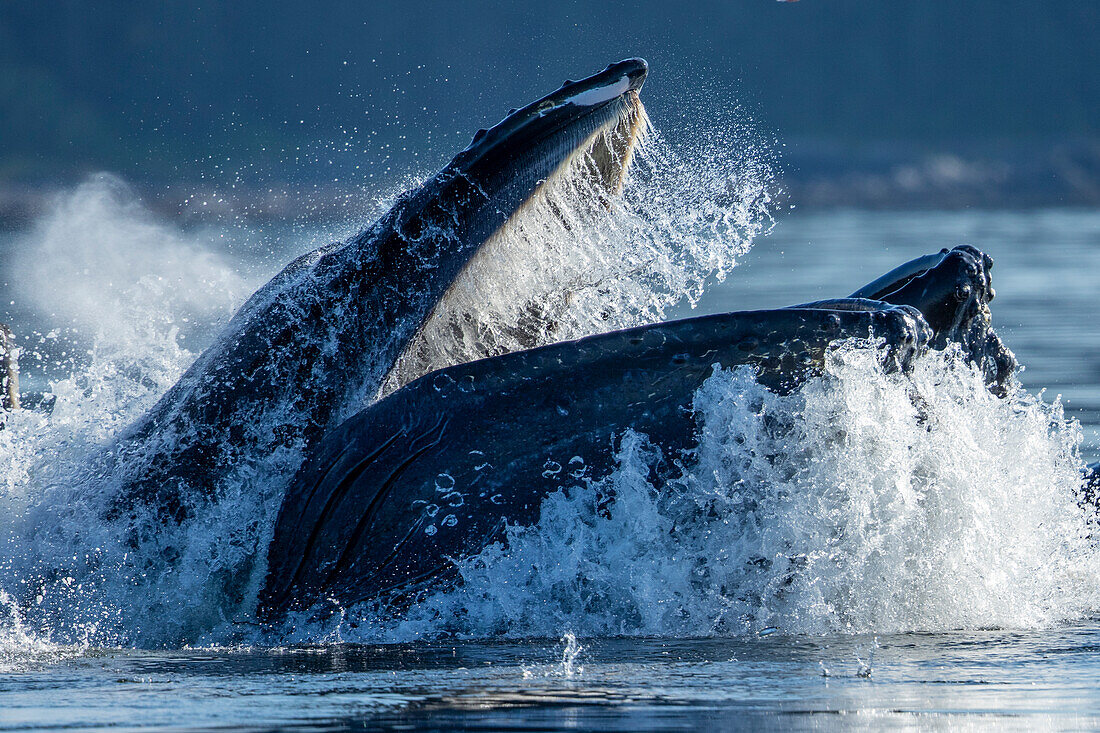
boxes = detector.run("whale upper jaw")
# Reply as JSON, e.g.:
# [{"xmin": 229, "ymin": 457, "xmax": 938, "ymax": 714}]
[
  {"xmin": 457, "ymin": 59, "xmax": 648, "ymax": 164},
  {"xmin": 105, "ymin": 59, "xmax": 652, "ymax": 527},
  {"xmin": 446, "ymin": 58, "xmax": 649, "ymax": 213}
]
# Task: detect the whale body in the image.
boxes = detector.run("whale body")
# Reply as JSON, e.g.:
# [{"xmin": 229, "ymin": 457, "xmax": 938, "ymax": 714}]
[
  {"xmin": 70, "ymin": 57, "xmax": 1028, "ymax": 624},
  {"xmin": 259, "ymin": 242, "xmax": 1016, "ymax": 620}
]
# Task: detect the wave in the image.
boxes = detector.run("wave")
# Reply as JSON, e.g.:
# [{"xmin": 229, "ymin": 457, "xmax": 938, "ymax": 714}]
[{"xmin": 366, "ymin": 344, "xmax": 1097, "ymax": 641}]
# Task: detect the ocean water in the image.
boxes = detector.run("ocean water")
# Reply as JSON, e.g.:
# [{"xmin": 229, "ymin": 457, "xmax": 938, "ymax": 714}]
[{"xmin": 1, "ymin": 169, "xmax": 1099, "ymax": 729}]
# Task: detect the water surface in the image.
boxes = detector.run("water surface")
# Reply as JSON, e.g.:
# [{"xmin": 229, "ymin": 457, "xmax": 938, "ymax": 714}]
[{"xmin": 2, "ymin": 207, "xmax": 1099, "ymax": 730}]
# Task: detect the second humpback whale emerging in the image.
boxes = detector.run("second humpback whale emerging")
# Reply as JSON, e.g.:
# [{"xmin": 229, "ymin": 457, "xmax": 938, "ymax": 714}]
[{"xmin": 259, "ymin": 243, "xmax": 1015, "ymax": 620}]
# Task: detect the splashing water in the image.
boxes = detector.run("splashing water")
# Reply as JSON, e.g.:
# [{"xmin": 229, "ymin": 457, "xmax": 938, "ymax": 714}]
[
  {"xmin": 0, "ymin": 177, "xmax": 277, "ymax": 648},
  {"xmin": 560, "ymin": 632, "xmax": 584, "ymax": 678},
  {"xmin": 0, "ymin": 111, "xmax": 777, "ymax": 649},
  {"xmin": 10, "ymin": 174, "xmax": 253, "ymax": 358},
  {"xmin": 855, "ymin": 637, "xmax": 878, "ymax": 678},
  {"xmin": 372, "ymin": 344, "xmax": 1099, "ymax": 641},
  {"xmin": 0, "ymin": 590, "xmax": 84, "ymax": 673},
  {"xmin": 383, "ymin": 121, "xmax": 776, "ymax": 393},
  {"xmin": 517, "ymin": 632, "xmax": 585, "ymax": 680},
  {"xmin": 0, "ymin": 115, "xmax": 1096, "ymax": 652}
]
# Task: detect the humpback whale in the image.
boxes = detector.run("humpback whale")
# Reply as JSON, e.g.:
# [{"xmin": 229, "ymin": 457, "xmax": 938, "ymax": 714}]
[
  {"xmin": 103, "ymin": 59, "xmax": 650, "ymax": 524},
  {"xmin": 258, "ymin": 242, "xmax": 1016, "ymax": 620},
  {"xmin": 54, "ymin": 57, "xmax": 1055, "ymax": 625}
]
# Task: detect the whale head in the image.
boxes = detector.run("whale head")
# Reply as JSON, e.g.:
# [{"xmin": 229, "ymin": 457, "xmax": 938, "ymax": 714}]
[{"xmin": 106, "ymin": 59, "xmax": 652, "ymax": 525}]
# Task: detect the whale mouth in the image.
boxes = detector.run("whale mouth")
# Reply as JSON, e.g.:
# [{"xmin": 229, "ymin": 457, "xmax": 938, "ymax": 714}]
[{"xmin": 381, "ymin": 60, "xmax": 652, "ymax": 396}]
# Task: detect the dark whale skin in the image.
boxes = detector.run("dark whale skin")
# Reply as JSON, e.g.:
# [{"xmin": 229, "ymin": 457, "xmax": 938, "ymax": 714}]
[{"xmin": 260, "ymin": 243, "xmax": 1018, "ymax": 621}]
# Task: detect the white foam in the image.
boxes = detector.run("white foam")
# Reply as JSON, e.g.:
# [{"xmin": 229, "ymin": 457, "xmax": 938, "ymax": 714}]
[
  {"xmin": 8, "ymin": 131, "xmax": 1095, "ymax": 650},
  {"xmin": 0, "ymin": 106, "xmax": 777, "ymax": 649},
  {"xmin": 10, "ymin": 175, "xmax": 252, "ymax": 354},
  {"xmin": 0, "ymin": 178, "xmax": 268, "ymax": 647},
  {"xmin": 4, "ymin": 165, "xmax": 1096, "ymax": 648},
  {"xmin": 358, "ymin": 344, "xmax": 1099, "ymax": 641},
  {"xmin": 0, "ymin": 590, "xmax": 85, "ymax": 673}
]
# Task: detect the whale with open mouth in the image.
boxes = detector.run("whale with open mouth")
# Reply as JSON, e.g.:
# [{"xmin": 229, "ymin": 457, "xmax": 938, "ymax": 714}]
[
  {"xmin": 258, "ymin": 241, "xmax": 1017, "ymax": 621},
  {"xmin": 232, "ymin": 60, "xmax": 1013, "ymax": 622}
]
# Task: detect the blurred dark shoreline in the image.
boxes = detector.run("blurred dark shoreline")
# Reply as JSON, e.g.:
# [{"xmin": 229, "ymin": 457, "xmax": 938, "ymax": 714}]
[
  {"xmin": 3, "ymin": 139, "xmax": 1099, "ymax": 230},
  {"xmin": 783, "ymin": 138, "xmax": 1100, "ymax": 210}
]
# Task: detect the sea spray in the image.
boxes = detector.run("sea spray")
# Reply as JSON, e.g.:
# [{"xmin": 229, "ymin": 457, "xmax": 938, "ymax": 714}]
[
  {"xmin": 559, "ymin": 632, "xmax": 584, "ymax": 678},
  {"xmin": 374, "ymin": 343, "xmax": 1099, "ymax": 641},
  {"xmin": 382, "ymin": 124, "xmax": 776, "ymax": 393},
  {"xmin": 0, "ymin": 114, "xmax": 776, "ymax": 647},
  {"xmin": 10, "ymin": 112, "xmax": 1091, "ymax": 649},
  {"xmin": 10, "ymin": 174, "xmax": 252, "ymax": 357},
  {"xmin": 0, "ymin": 178, "xmax": 263, "ymax": 646},
  {"xmin": 0, "ymin": 590, "xmax": 84, "ymax": 673}
]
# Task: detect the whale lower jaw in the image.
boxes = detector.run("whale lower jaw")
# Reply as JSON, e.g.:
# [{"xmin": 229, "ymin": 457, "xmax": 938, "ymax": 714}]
[{"xmin": 259, "ymin": 242, "xmax": 1015, "ymax": 622}]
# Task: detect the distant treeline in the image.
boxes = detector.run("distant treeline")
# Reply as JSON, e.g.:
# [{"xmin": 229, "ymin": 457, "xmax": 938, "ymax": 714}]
[{"xmin": 1, "ymin": 1, "xmax": 1097, "ymax": 186}]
